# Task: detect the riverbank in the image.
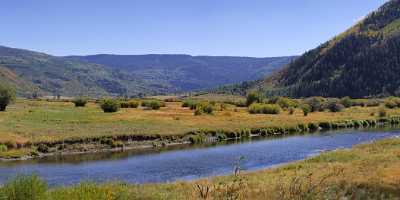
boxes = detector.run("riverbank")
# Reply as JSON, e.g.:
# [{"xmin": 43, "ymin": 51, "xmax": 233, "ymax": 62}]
[
  {"xmin": 1, "ymin": 136, "xmax": 399, "ymax": 199},
  {"xmin": 1, "ymin": 99, "xmax": 400, "ymax": 160}
]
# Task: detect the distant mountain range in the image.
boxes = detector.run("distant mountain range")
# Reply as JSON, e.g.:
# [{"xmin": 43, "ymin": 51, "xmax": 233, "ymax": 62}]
[
  {"xmin": 0, "ymin": 45, "xmax": 294, "ymax": 97},
  {"xmin": 234, "ymin": 0, "xmax": 400, "ymax": 98}
]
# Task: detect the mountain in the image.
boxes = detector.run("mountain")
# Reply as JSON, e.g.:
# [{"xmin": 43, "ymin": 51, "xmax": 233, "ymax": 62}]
[
  {"xmin": 67, "ymin": 54, "xmax": 296, "ymax": 92},
  {"xmin": 0, "ymin": 45, "xmax": 294, "ymax": 97},
  {"xmin": 243, "ymin": 0, "xmax": 400, "ymax": 98}
]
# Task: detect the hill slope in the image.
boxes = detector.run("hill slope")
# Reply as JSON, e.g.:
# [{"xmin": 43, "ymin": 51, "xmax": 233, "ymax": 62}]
[
  {"xmin": 0, "ymin": 45, "xmax": 293, "ymax": 97},
  {"xmin": 68, "ymin": 54, "xmax": 295, "ymax": 92},
  {"xmin": 247, "ymin": 0, "xmax": 400, "ymax": 98}
]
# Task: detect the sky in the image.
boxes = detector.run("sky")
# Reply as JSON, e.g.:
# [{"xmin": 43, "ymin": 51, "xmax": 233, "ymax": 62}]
[{"xmin": 0, "ymin": 0, "xmax": 389, "ymax": 57}]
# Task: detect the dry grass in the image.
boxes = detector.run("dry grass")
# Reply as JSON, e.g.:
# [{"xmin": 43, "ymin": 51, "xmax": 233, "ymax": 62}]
[{"xmin": 0, "ymin": 99, "xmax": 399, "ymax": 144}]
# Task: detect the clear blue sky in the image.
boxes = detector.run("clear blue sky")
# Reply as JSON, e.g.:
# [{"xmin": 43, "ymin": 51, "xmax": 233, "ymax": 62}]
[{"xmin": 0, "ymin": 0, "xmax": 388, "ymax": 57}]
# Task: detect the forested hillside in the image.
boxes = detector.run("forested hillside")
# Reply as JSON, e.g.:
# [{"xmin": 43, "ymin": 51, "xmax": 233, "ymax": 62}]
[{"xmin": 244, "ymin": 0, "xmax": 400, "ymax": 98}]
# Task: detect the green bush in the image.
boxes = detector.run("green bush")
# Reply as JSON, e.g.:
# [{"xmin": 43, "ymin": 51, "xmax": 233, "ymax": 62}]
[
  {"xmin": 120, "ymin": 100, "xmax": 139, "ymax": 108},
  {"xmin": 340, "ymin": 97, "xmax": 353, "ymax": 108},
  {"xmin": 182, "ymin": 99, "xmax": 198, "ymax": 109},
  {"xmin": 246, "ymin": 92, "xmax": 264, "ymax": 106},
  {"xmin": 248, "ymin": 103, "xmax": 281, "ymax": 114},
  {"xmin": 1, "ymin": 174, "xmax": 48, "ymax": 200},
  {"xmin": 72, "ymin": 97, "xmax": 88, "ymax": 107},
  {"xmin": 194, "ymin": 102, "xmax": 214, "ymax": 115},
  {"xmin": 0, "ymin": 85, "xmax": 16, "ymax": 111},
  {"xmin": 301, "ymin": 104, "xmax": 311, "ymax": 116},
  {"xmin": 304, "ymin": 97, "xmax": 326, "ymax": 112},
  {"xmin": 100, "ymin": 99, "xmax": 120, "ymax": 113},
  {"xmin": 276, "ymin": 97, "xmax": 297, "ymax": 109},
  {"xmin": 142, "ymin": 100, "xmax": 165, "ymax": 110}
]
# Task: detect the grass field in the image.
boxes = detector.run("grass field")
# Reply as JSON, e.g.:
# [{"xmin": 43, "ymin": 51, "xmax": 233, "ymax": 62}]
[
  {"xmin": 1, "ymin": 137, "xmax": 399, "ymax": 199},
  {"xmin": 1, "ymin": 98, "xmax": 400, "ymax": 159}
]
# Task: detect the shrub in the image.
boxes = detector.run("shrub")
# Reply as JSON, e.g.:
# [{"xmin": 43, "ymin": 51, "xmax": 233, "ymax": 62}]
[
  {"xmin": 37, "ymin": 144, "xmax": 49, "ymax": 153},
  {"xmin": 142, "ymin": 100, "xmax": 165, "ymax": 110},
  {"xmin": 288, "ymin": 107, "xmax": 295, "ymax": 115},
  {"xmin": 72, "ymin": 97, "xmax": 88, "ymax": 107},
  {"xmin": 1, "ymin": 174, "xmax": 48, "ymax": 200},
  {"xmin": 384, "ymin": 100, "xmax": 397, "ymax": 109},
  {"xmin": 326, "ymin": 101, "xmax": 345, "ymax": 112},
  {"xmin": 100, "ymin": 99, "xmax": 120, "ymax": 113},
  {"xmin": 379, "ymin": 108, "xmax": 387, "ymax": 118},
  {"xmin": 246, "ymin": 92, "xmax": 264, "ymax": 106},
  {"xmin": 366, "ymin": 99, "xmax": 380, "ymax": 107},
  {"xmin": 304, "ymin": 97, "xmax": 326, "ymax": 112},
  {"xmin": 182, "ymin": 99, "xmax": 198, "ymax": 109},
  {"xmin": 249, "ymin": 103, "xmax": 281, "ymax": 114},
  {"xmin": 194, "ymin": 102, "xmax": 214, "ymax": 115},
  {"xmin": 276, "ymin": 97, "xmax": 297, "ymax": 109},
  {"xmin": 120, "ymin": 100, "xmax": 139, "ymax": 108},
  {"xmin": 301, "ymin": 104, "xmax": 311, "ymax": 116},
  {"xmin": 0, "ymin": 85, "xmax": 16, "ymax": 111},
  {"xmin": 340, "ymin": 97, "xmax": 353, "ymax": 108}
]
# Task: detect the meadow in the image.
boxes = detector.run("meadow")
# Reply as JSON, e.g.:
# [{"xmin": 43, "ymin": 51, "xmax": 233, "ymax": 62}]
[{"xmin": 1, "ymin": 95, "xmax": 400, "ymax": 159}]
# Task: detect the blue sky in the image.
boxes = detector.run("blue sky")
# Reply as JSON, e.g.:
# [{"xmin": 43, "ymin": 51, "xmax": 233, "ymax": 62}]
[{"xmin": 0, "ymin": 0, "xmax": 388, "ymax": 57}]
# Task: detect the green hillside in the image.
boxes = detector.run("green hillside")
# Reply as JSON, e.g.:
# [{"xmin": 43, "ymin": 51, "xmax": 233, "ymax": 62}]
[
  {"xmin": 245, "ymin": 0, "xmax": 400, "ymax": 98},
  {"xmin": 0, "ymin": 46, "xmax": 293, "ymax": 97}
]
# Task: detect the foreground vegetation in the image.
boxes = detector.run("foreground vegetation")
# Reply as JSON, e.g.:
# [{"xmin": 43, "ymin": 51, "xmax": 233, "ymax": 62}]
[
  {"xmin": 1, "ymin": 137, "xmax": 399, "ymax": 199},
  {"xmin": 2, "ymin": 93, "xmax": 400, "ymax": 159}
]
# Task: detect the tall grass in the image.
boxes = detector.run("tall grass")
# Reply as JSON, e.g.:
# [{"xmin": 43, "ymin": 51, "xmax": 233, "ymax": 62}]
[{"xmin": 0, "ymin": 174, "xmax": 47, "ymax": 200}]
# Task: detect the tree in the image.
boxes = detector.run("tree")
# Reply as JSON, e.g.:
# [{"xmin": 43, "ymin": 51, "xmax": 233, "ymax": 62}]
[{"xmin": 0, "ymin": 85, "xmax": 16, "ymax": 111}]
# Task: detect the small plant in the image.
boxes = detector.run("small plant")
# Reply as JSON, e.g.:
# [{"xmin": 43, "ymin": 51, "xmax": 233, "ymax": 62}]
[
  {"xmin": 0, "ymin": 144, "xmax": 8, "ymax": 152},
  {"xmin": 100, "ymin": 99, "xmax": 120, "ymax": 113},
  {"xmin": 301, "ymin": 104, "xmax": 311, "ymax": 116},
  {"xmin": 246, "ymin": 92, "xmax": 264, "ymax": 106},
  {"xmin": 142, "ymin": 100, "xmax": 166, "ymax": 110},
  {"xmin": 0, "ymin": 84, "xmax": 16, "ymax": 111},
  {"xmin": 340, "ymin": 96, "xmax": 353, "ymax": 108},
  {"xmin": 72, "ymin": 97, "xmax": 88, "ymax": 107},
  {"xmin": 248, "ymin": 103, "xmax": 281, "ymax": 114},
  {"xmin": 194, "ymin": 102, "xmax": 214, "ymax": 115},
  {"xmin": 326, "ymin": 101, "xmax": 345, "ymax": 112},
  {"xmin": 1, "ymin": 174, "xmax": 48, "ymax": 200},
  {"xmin": 120, "ymin": 100, "xmax": 139, "ymax": 108},
  {"xmin": 288, "ymin": 107, "xmax": 295, "ymax": 115},
  {"xmin": 378, "ymin": 108, "xmax": 387, "ymax": 118},
  {"xmin": 384, "ymin": 100, "xmax": 397, "ymax": 109}
]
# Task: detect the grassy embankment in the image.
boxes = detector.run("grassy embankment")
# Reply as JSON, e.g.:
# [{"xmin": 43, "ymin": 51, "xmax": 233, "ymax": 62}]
[
  {"xmin": 1, "ymin": 95, "xmax": 400, "ymax": 159},
  {"xmin": 1, "ymin": 137, "xmax": 399, "ymax": 199}
]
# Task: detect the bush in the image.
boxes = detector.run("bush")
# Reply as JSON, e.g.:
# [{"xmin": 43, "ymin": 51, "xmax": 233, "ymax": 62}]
[
  {"xmin": 142, "ymin": 100, "xmax": 165, "ymax": 110},
  {"xmin": 379, "ymin": 108, "xmax": 387, "ymax": 118},
  {"xmin": 1, "ymin": 174, "xmax": 48, "ymax": 200},
  {"xmin": 0, "ymin": 85, "xmax": 16, "ymax": 111},
  {"xmin": 304, "ymin": 97, "xmax": 326, "ymax": 112},
  {"xmin": 249, "ymin": 103, "xmax": 281, "ymax": 114},
  {"xmin": 182, "ymin": 99, "xmax": 198, "ymax": 109},
  {"xmin": 340, "ymin": 97, "xmax": 353, "ymax": 108},
  {"xmin": 384, "ymin": 100, "xmax": 397, "ymax": 109},
  {"xmin": 72, "ymin": 97, "xmax": 88, "ymax": 107},
  {"xmin": 100, "ymin": 99, "xmax": 120, "ymax": 113},
  {"xmin": 276, "ymin": 97, "xmax": 297, "ymax": 109},
  {"xmin": 288, "ymin": 107, "xmax": 295, "ymax": 115},
  {"xmin": 120, "ymin": 100, "xmax": 139, "ymax": 108},
  {"xmin": 246, "ymin": 92, "xmax": 264, "ymax": 106},
  {"xmin": 326, "ymin": 101, "xmax": 345, "ymax": 112},
  {"xmin": 366, "ymin": 99, "xmax": 380, "ymax": 107},
  {"xmin": 301, "ymin": 104, "xmax": 311, "ymax": 116},
  {"xmin": 194, "ymin": 102, "xmax": 214, "ymax": 115}
]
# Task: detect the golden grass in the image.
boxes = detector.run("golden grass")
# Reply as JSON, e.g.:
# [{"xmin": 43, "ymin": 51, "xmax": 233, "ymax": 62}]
[{"xmin": 0, "ymin": 99, "xmax": 399, "ymax": 144}]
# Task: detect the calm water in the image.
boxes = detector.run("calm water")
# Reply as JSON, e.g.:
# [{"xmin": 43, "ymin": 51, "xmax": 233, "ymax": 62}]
[{"xmin": 0, "ymin": 128, "xmax": 399, "ymax": 186}]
